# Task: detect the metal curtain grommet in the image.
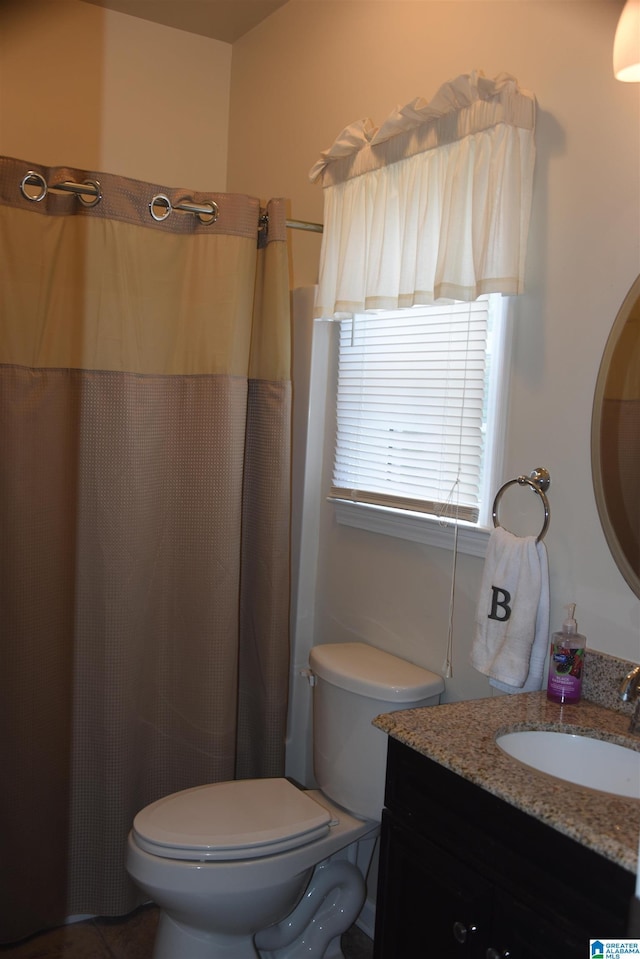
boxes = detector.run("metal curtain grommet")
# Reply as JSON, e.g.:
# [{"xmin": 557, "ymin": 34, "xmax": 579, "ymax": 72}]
[
  {"xmin": 149, "ymin": 193, "xmax": 173, "ymax": 222},
  {"xmin": 77, "ymin": 179, "xmax": 102, "ymax": 207},
  {"xmin": 196, "ymin": 200, "xmax": 218, "ymax": 225},
  {"xmin": 174, "ymin": 197, "xmax": 219, "ymax": 224},
  {"xmin": 20, "ymin": 171, "xmax": 48, "ymax": 202}
]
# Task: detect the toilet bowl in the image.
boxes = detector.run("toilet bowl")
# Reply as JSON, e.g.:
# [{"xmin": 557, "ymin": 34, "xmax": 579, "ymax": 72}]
[
  {"xmin": 127, "ymin": 782, "xmax": 376, "ymax": 958},
  {"xmin": 126, "ymin": 642, "xmax": 444, "ymax": 958}
]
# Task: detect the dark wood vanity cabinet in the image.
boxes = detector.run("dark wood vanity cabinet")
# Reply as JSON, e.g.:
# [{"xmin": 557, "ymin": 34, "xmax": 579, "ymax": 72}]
[{"xmin": 373, "ymin": 738, "xmax": 634, "ymax": 959}]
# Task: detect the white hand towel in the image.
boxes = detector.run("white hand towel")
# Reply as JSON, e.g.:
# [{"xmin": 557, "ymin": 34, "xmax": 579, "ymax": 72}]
[{"xmin": 471, "ymin": 527, "xmax": 550, "ymax": 692}]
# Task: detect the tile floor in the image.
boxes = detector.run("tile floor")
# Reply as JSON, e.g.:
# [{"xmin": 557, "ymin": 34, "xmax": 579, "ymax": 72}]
[{"xmin": 0, "ymin": 906, "xmax": 374, "ymax": 959}]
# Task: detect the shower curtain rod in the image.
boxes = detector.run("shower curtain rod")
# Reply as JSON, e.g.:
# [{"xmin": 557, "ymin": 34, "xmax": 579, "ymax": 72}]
[
  {"xmin": 19, "ymin": 171, "xmax": 324, "ymax": 233},
  {"xmin": 285, "ymin": 218, "xmax": 323, "ymax": 234}
]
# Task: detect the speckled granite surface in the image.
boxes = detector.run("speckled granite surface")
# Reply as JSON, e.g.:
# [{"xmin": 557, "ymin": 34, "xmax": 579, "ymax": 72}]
[
  {"xmin": 583, "ymin": 648, "xmax": 639, "ymax": 714},
  {"xmin": 374, "ymin": 665, "xmax": 640, "ymax": 875}
]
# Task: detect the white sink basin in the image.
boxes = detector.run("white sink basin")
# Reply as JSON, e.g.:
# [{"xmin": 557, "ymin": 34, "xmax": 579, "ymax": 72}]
[{"xmin": 496, "ymin": 730, "xmax": 640, "ymax": 799}]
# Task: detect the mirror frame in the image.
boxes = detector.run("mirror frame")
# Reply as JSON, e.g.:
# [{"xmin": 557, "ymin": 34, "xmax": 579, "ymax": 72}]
[{"xmin": 591, "ymin": 273, "xmax": 640, "ymax": 599}]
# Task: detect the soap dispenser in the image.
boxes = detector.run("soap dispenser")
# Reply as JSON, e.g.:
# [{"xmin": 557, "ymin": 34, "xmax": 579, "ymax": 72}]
[{"xmin": 546, "ymin": 603, "xmax": 586, "ymax": 704}]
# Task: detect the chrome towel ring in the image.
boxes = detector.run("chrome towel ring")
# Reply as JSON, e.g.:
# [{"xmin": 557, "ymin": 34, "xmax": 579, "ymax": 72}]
[{"xmin": 492, "ymin": 467, "xmax": 551, "ymax": 542}]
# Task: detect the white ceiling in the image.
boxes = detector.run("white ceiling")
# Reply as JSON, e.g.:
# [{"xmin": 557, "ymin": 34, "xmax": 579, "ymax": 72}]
[{"xmin": 81, "ymin": 0, "xmax": 290, "ymax": 43}]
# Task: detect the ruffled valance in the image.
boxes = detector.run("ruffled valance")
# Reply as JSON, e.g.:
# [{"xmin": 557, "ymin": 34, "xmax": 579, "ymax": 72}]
[
  {"xmin": 309, "ymin": 71, "xmax": 535, "ymax": 186},
  {"xmin": 311, "ymin": 71, "xmax": 536, "ymax": 316}
]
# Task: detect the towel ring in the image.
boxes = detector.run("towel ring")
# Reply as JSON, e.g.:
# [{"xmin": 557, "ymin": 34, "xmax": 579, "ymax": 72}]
[{"xmin": 492, "ymin": 467, "xmax": 551, "ymax": 542}]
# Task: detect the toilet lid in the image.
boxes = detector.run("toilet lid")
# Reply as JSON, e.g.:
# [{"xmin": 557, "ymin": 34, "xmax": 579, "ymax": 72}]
[{"xmin": 132, "ymin": 778, "xmax": 332, "ymax": 861}]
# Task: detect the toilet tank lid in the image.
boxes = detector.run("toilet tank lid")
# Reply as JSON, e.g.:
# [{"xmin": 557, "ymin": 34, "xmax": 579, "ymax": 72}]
[{"xmin": 309, "ymin": 642, "xmax": 444, "ymax": 702}]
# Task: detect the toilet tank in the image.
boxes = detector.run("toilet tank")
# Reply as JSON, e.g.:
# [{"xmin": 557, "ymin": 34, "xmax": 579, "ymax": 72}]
[{"xmin": 309, "ymin": 642, "xmax": 443, "ymax": 822}]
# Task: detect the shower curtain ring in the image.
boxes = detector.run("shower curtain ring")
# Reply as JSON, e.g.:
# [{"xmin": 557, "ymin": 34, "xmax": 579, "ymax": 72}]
[
  {"xmin": 195, "ymin": 200, "xmax": 218, "ymax": 225},
  {"xmin": 77, "ymin": 179, "xmax": 102, "ymax": 208},
  {"xmin": 149, "ymin": 193, "xmax": 173, "ymax": 222},
  {"xmin": 20, "ymin": 171, "xmax": 48, "ymax": 202},
  {"xmin": 174, "ymin": 197, "xmax": 219, "ymax": 224}
]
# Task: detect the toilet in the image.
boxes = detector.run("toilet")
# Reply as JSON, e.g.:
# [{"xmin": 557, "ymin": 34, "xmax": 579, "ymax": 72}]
[{"xmin": 126, "ymin": 642, "xmax": 443, "ymax": 959}]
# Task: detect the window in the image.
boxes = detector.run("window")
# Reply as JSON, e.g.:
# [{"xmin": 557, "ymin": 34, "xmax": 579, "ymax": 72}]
[{"xmin": 329, "ymin": 295, "xmax": 510, "ymax": 553}]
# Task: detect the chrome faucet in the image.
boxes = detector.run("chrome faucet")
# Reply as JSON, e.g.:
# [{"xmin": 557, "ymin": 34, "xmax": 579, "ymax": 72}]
[{"xmin": 619, "ymin": 664, "xmax": 640, "ymax": 734}]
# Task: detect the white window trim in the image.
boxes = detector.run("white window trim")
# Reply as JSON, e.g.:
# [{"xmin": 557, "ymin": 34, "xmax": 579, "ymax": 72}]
[
  {"xmin": 332, "ymin": 498, "xmax": 491, "ymax": 558},
  {"xmin": 475, "ymin": 294, "xmax": 512, "ymax": 528}
]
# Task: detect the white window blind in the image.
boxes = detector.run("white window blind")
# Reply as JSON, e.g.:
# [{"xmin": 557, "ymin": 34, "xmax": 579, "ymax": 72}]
[{"xmin": 330, "ymin": 298, "xmax": 501, "ymax": 524}]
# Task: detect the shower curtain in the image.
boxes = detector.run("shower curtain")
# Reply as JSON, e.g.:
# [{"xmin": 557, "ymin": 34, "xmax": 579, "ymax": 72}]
[{"xmin": 0, "ymin": 156, "xmax": 292, "ymax": 943}]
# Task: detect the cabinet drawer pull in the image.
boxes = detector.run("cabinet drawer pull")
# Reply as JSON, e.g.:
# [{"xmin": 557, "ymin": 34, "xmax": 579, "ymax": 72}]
[
  {"xmin": 486, "ymin": 949, "xmax": 511, "ymax": 958},
  {"xmin": 452, "ymin": 921, "xmax": 479, "ymax": 943}
]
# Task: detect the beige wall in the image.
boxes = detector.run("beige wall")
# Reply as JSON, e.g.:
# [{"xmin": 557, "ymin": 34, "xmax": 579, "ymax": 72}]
[
  {"xmin": 0, "ymin": 0, "xmax": 231, "ymax": 189},
  {"xmin": 228, "ymin": 0, "xmax": 640, "ymax": 705}
]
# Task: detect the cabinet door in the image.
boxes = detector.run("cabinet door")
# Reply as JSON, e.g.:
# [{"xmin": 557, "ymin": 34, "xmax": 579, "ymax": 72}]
[
  {"xmin": 374, "ymin": 812, "xmax": 492, "ymax": 958},
  {"xmin": 378, "ymin": 740, "xmax": 634, "ymax": 958},
  {"xmin": 489, "ymin": 894, "xmax": 590, "ymax": 959}
]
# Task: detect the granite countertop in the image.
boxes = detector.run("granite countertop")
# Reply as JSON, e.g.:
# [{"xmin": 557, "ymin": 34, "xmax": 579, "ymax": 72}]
[{"xmin": 374, "ymin": 690, "xmax": 640, "ymax": 874}]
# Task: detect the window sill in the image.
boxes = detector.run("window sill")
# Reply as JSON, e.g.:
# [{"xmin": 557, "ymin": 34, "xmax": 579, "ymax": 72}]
[{"xmin": 332, "ymin": 498, "xmax": 491, "ymax": 558}]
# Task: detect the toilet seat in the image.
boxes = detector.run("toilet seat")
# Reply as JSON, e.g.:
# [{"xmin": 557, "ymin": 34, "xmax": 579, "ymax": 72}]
[{"xmin": 132, "ymin": 778, "xmax": 333, "ymax": 861}]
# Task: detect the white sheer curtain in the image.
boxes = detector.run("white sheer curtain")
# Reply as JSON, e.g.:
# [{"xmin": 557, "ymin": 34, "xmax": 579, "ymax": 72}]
[{"xmin": 310, "ymin": 72, "xmax": 536, "ymax": 317}]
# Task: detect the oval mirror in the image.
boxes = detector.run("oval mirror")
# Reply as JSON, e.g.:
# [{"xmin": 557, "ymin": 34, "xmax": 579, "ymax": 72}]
[{"xmin": 591, "ymin": 274, "xmax": 640, "ymax": 598}]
